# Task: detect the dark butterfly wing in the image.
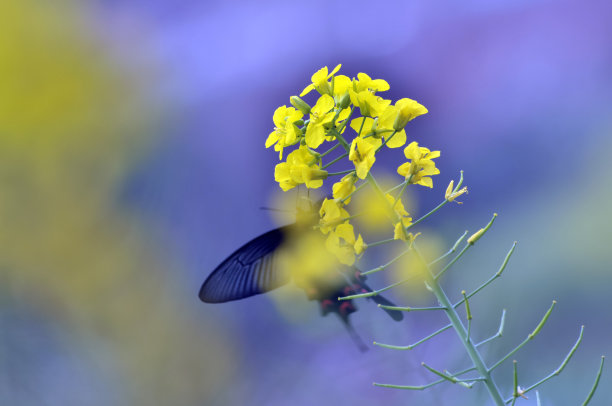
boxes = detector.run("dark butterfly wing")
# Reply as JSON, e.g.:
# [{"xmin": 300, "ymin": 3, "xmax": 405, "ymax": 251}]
[{"xmin": 199, "ymin": 227, "xmax": 291, "ymax": 303}]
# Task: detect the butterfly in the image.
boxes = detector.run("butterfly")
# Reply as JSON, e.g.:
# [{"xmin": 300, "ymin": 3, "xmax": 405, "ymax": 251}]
[{"xmin": 199, "ymin": 201, "xmax": 403, "ymax": 351}]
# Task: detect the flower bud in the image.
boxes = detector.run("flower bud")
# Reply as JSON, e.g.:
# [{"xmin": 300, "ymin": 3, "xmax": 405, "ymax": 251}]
[
  {"xmin": 467, "ymin": 228, "xmax": 485, "ymax": 245},
  {"xmin": 336, "ymin": 92, "xmax": 351, "ymax": 110},
  {"xmin": 290, "ymin": 96, "xmax": 311, "ymax": 115},
  {"xmin": 305, "ymin": 168, "xmax": 328, "ymax": 181}
]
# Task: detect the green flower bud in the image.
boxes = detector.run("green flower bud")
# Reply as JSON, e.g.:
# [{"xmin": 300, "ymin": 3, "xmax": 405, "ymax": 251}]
[
  {"xmin": 290, "ymin": 96, "xmax": 311, "ymax": 115},
  {"xmin": 336, "ymin": 92, "xmax": 351, "ymax": 110}
]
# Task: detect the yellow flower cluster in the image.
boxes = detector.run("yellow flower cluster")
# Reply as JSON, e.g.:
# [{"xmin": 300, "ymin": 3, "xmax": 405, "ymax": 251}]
[{"xmin": 266, "ymin": 64, "xmax": 442, "ymax": 265}]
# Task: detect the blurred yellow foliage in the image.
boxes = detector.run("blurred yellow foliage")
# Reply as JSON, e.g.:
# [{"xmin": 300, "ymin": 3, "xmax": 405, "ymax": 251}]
[
  {"xmin": 0, "ymin": 1, "xmax": 235, "ymax": 404},
  {"xmin": 389, "ymin": 233, "xmax": 445, "ymax": 301}
]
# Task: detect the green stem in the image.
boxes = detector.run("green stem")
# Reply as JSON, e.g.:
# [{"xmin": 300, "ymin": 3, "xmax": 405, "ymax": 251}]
[
  {"xmin": 361, "ymin": 247, "xmax": 410, "ymax": 275},
  {"xmin": 377, "ymin": 305, "xmax": 445, "ymax": 312},
  {"xmin": 375, "ymin": 129, "xmax": 398, "ymax": 153},
  {"xmin": 373, "ymin": 366, "xmax": 476, "ymax": 391},
  {"xmin": 582, "ymin": 356, "xmax": 605, "ymax": 406},
  {"xmin": 319, "ymin": 143, "xmax": 340, "ymax": 158},
  {"xmin": 475, "ymin": 309, "xmax": 506, "ymax": 347},
  {"xmin": 322, "ymin": 152, "xmax": 349, "ymax": 169},
  {"xmin": 413, "ymin": 247, "xmax": 506, "ymax": 405},
  {"xmin": 429, "ymin": 230, "xmax": 468, "ymax": 266},
  {"xmin": 394, "ymin": 174, "xmax": 412, "ymax": 202},
  {"xmin": 358, "ymin": 116, "xmax": 366, "ymax": 136},
  {"xmin": 434, "ymin": 244, "xmax": 470, "ymax": 280},
  {"xmin": 335, "ymin": 106, "xmax": 354, "ymax": 134},
  {"xmin": 341, "ymin": 181, "xmax": 367, "ymax": 204},
  {"xmin": 489, "ymin": 301, "xmax": 557, "ymax": 372},
  {"xmin": 454, "ymin": 242, "xmax": 516, "ymax": 309},
  {"xmin": 404, "ymin": 200, "xmax": 449, "ymax": 233},
  {"xmin": 374, "ymin": 324, "xmax": 452, "ymax": 351},
  {"xmin": 385, "ymin": 179, "xmax": 408, "ymax": 195},
  {"xmin": 366, "ymin": 237, "xmax": 396, "ymax": 248},
  {"xmin": 503, "ymin": 326, "xmax": 585, "ymax": 403},
  {"xmin": 327, "ymin": 169, "xmax": 355, "ymax": 176},
  {"xmin": 338, "ymin": 279, "xmax": 407, "ymax": 301}
]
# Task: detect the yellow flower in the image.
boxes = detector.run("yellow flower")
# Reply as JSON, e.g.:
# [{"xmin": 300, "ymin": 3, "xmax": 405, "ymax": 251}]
[
  {"xmin": 392, "ymin": 98, "xmax": 428, "ymax": 130},
  {"xmin": 348, "ymin": 117, "xmax": 392, "ymax": 142},
  {"xmin": 318, "ymin": 198, "xmax": 349, "ymax": 234},
  {"xmin": 397, "ymin": 141, "xmax": 440, "ymax": 188},
  {"xmin": 384, "ymin": 193, "xmax": 412, "ymax": 239},
  {"xmin": 352, "ymin": 72, "xmax": 390, "ymax": 93},
  {"xmin": 274, "ymin": 146, "xmax": 327, "ymax": 191},
  {"xmin": 333, "ymin": 75, "xmax": 352, "ymax": 96},
  {"xmin": 385, "ymin": 194, "xmax": 412, "ymax": 225},
  {"xmin": 305, "ymin": 94, "xmax": 335, "ymax": 149},
  {"xmin": 349, "ymin": 136, "xmax": 381, "ymax": 179},
  {"xmin": 325, "ymin": 223, "xmax": 365, "ymax": 265},
  {"xmin": 265, "ymin": 105, "xmax": 304, "ymax": 159},
  {"xmin": 354, "ymin": 233, "xmax": 367, "ymax": 255},
  {"xmin": 394, "ymin": 227, "xmax": 420, "ymax": 244},
  {"xmin": 332, "ymin": 74, "xmax": 352, "ymax": 108},
  {"xmin": 332, "ymin": 173, "xmax": 357, "ymax": 203},
  {"xmin": 349, "ymin": 89, "xmax": 390, "ymax": 117},
  {"xmin": 330, "ymin": 107, "xmax": 351, "ymax": 137},
  {"xmin": 349, "ymin": 108, "xmax": 405, "ymax": 148},
  {"xmin": 377, "ymin": 106, "xmax": 407, "ymax": 148},
  {"xmin": 300, "ymin": 64, "xmax": 342, "ymax": 97},
  {"xmin": 274, "ymin": 161, "xmax": 297, "ymax": 191},
  {"xmin": 393, "ymin": 223, "xmax": 406, "ymax": 240}
]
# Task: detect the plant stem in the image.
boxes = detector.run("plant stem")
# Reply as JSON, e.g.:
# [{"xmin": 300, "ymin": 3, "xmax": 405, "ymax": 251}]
[
  {"xmin": 322, "ymin": 152, "xmax": 349, "ymax": 169},
  {"xmin": 359, "ymin": 168, "xmax": 505, "ymax": 404},
  {"xmin": 413, "ymin": 247, "xmax": 506, "ymax": 405}
]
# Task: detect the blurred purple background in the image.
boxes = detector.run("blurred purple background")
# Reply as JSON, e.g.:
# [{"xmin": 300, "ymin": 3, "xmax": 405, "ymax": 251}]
[{"xmin": 2, "ymin": 0, "xmax": 611, "ymax": 405}]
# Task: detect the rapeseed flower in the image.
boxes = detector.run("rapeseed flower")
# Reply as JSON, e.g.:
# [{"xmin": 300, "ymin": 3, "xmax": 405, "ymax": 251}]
[
  {"xmin": 397, "ymin": 141, "xmax": 440, "ymax": 188},
  {"xmin": 332, "ymin": 173, "xmax": 357, "ymax": 203},
  {"xmin": 265, "ymin": 105, "xmax": 304, "ymax": 159},
  {"xmin": 349, "ymin": 89, "xmax": 390, "ymax": 117},
  {"xmin": 325, "ymin": 223, "xmax": 365, "ymax": 265},
  {"xmin": 332, "ymin": 74, "xmax": 352, "ymax": 109},
  {"xmin": 352, "ymin": 72, "xmax": 390, "ymax": 93},
  {"xmin": 300, "ymin": 64, "xmax": 342, "ymax": 97},
  {"xmin": 391, "ymin": 98, "xmax": 428, "ymax": 130},
  {"xmin": 274, "ymin": 145, "xmax": 327, "ymax": 191},
  {"xmin": 349, "ymin": 117, "xmax": 393, "ymax": 142},
  {"xmin": 318, "ymin": 198, "xmax": 349, "ymax": 234},
  {"xmin": 305, "ymin": 94, "xmax": 336, "ymax": 148},
  {"xmin": 349, "ymin": 136, "xmax": 381, "ymax": 179},
  {"xmin": 384, "ymin": 194, "xmax": 413, "ymax": 239}
]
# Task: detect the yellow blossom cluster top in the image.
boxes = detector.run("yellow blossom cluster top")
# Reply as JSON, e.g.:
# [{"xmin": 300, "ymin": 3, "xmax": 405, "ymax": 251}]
[{"xmin": 266, "ymin": 64, "xmax": 441, "ymax": 265}]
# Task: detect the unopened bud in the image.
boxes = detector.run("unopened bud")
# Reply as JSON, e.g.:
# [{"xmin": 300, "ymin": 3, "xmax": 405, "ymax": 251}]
[
  {"xmin": 336, "ymin": 92, "xmax": 351, "ymax": 110},
  {"xmin": 467, "ymin": 228, "xmax": 485, "ymax": 245},
  {"xmin": 307, "ymin": 168, "xmax": 328, "ymax": 181},
  {"xmin": 290, "ymin": 96, "xmax": 311, "ymax": 115}
]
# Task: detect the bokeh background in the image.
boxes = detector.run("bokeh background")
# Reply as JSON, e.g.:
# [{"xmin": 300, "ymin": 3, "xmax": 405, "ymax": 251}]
[{"xmin": 1, "ymin": 0, "xmax": 611, "ymax": 405}]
